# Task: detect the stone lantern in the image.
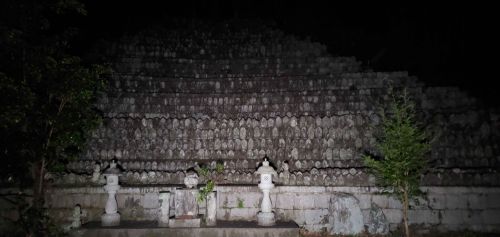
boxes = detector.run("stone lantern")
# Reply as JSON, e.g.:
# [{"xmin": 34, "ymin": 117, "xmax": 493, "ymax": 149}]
[
  {"xmin": 255, "ymin": 157, "xmax": 278, "ymax": 226},
  {"xmin": 101, "ymin": 160, "xmax": 121, "ymax": 226}
]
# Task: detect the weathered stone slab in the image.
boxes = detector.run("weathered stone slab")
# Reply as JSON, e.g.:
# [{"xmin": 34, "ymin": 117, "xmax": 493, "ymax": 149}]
[
  {"xmin": 366, "ymin": 204, "xmax": 389, "ymax": 235},
  {"xmin": 328, "ymin": 193, "xmax": 364, "ymax": 235},
  {"xmin": 174, "ymin": 189, "xmax": 199, "ymax": 217}
]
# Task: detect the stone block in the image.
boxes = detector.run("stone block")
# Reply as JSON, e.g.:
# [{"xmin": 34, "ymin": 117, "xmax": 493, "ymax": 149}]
[
  {"xmin": 464, "ymin": 210, "xmax": 484, "ymax": 225},
  {"xmin": 383, "ymin": 209, "xmax": 402, "ymax": 224},
  {"xmin": 355, "ymin": 194, "xmax": 372, "ymax": 210},
  {"xmin": 371, "ymin": 195, "xmax": 388, "ymax": 209},
  {"xmin": 467, "ymin": 193, "xmax": 485, "ymax": 209},
  {"xmin": 481, "ymin": 210, "xmax": 500, "ymax": 224},
  {"xmin": 441, "ymin": 210, "xmax": 466, "ymax": 225},
  {"xmin": 444, "ymin": 194, "xmax": 468, "ymax": 209},
  {"xmin": 428, "ymin": 193, "xmax": 446, "ymax": 209},
  {"xmin": 386, "ymin": 196, "xmax": 402, "ymax": 209},
  {"xmin": 292, "ymin": 210, "xmax": 306, "ymax": 225},
  {"xmin": 408, "ymin": 210, "xmax": 440, "ymax": 225},
  {"xmin": 276, "ymin": 193, "xmax": 295, "ymax": 210},
  {"xmin": 278, "ymin": 209, "xmax": 295, "ymax": 222},
  {"xmin": 294, "ymin": 194, "xmax": 316, "ymax": 209},
  {"xmin": 229, "ymin": 208, "xmax": 252, "ymax": 220},
  {"xmin": 371, "ymin": 195, "xmax": 402, "ymax": 209},
  {"xmin": 137, "ymin": 208, "xmax": 156, "ymax": 220},
  {"xmin": 313, "ymin": 194, "xmax": 330, "ymax": 208},
  {"xmin": 484, "ymin": 193, "xmax": 500, "ymax": 209},
  {"xmin": 304, "ymin": 209, "xmax": 328, "ymax": 225},
  {"xmin": 409, "ymin": 196, "xmax": 429, "ymax": 210},
  {"xmin": 50, "ymin": 195, "xmax": 65, "ymax": 208},
  {"xmin": 303, "ymin": 224, "xmax": 328, "ymax": 233},
  {"xmin": 169, "ymin": 218, "xmax": 201, "ymax": 228},
  {"xmin": 246, "ymin": 192, "xmax": 261, "ymax": 208},
  {"xmin": 142, "ymin": 193, "xmax": 159, "ymax": 209},
  {"xmin": 79, "ymin": 194, "xmax": 92, "ymax": 208}
]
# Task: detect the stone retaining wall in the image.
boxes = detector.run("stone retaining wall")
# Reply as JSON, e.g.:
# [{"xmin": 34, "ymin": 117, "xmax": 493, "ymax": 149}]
[{"xmin": 42, "ymin": 185, "xmax": 500, "ymax": 234}]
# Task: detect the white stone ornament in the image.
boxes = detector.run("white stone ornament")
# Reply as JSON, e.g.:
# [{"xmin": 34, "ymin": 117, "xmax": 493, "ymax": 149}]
[
  {"xmin": 101, "ymin": 160, "xmax": 121, "ymax": 226},
  {"xmin": 184, "ymin": 171, "xmax": 199, "ymax": 188},
  {"xmin": 255, "ymin": 157, "xmax": 278, "ymax": 226}
]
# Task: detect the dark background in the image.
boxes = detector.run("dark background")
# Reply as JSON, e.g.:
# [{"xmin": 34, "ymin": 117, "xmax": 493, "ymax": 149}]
[{"xmin": 77, "ymin": 1, "xmax": 474, "ymax": 105}]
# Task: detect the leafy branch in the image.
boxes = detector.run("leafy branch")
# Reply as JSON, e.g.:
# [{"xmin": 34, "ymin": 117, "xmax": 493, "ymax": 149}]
[{"xmin": 196, "ymin": 161, "xmax": 224, "ymax": 203}]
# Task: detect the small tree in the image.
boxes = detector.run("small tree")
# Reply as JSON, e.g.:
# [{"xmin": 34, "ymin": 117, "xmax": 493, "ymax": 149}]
[
  {"xmin": 363, "ymin": 89, "xmax": 430, "ymax": 237},
  {"xmin": 196, "ymin": 161, "xmax": 224, "ymax": 203}
]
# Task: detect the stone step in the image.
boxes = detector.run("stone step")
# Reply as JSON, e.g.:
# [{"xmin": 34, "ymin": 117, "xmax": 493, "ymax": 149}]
[{"xmin": 70, "ymin": 221, "xmax": 299, "ymax": 237}]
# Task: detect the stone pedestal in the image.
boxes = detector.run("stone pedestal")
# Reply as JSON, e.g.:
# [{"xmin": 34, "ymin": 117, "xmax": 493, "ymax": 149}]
[
  {"xmin": 101, "ymin": 213, "xmax": 120, "ymax": 227},
  {"xmin": 158, "ymin": 192, "xmax": 171, "ymax": 227},
  {"xmin": 257, "ymin": 212, "xmax": 276, "ymax": 226},
  {"xmin": 169, "ymin": 188, "xmax": 201, "ymax": 228}
]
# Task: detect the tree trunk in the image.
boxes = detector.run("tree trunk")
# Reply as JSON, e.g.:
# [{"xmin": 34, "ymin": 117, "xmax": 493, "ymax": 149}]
[
  {"xmin": 38, "ymin": 157, "xmax": 46, "ymax": 197},
  {"xmin": 403, "ymin": 188, "xmax": 410, "ymax": 237},
  {"xmin": 32, "ymin": 158, "xmax": 46, "ymax": 204}
]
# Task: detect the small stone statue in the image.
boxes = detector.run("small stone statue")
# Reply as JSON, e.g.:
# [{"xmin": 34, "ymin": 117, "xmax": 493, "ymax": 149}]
[
  {"xmin": 91, "ymin": 162, "xmax": 101, "ymax": 183},
  {"xmin": 71, "ymin": 205, "xmax": 82, "ymax": 229},
  {"xmin": 184, "ymin": 170, "xmax": 199, "ymax": 189},
  {"xmin": 281, "ymin": 160, "xmax": 289, "ymax": 173},
  {"xmin": 140, "ymin": 171, "xmax": 148, "ymax": 184},
  {"xmin": 280, "ymin": 160, "xmax": 290, "ymax": 184}
]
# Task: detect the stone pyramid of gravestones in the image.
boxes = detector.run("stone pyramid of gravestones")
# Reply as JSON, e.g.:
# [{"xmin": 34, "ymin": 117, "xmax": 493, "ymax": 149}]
[{"xmin": 61, "ymin": 20, "xmax": 499, "ymax": 187}]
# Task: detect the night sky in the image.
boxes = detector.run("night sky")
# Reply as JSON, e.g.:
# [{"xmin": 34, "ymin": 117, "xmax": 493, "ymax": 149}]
[{"xmin": 77, "ymin": 1, "xmax": 473, "ymax": 105}]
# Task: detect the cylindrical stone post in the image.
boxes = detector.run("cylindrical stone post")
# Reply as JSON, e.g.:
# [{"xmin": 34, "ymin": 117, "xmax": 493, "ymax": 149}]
[
  {"xmin": 158, "ymin": 191, "xmax": 170, "ymax": 227},
  {"xmin": 260, "ymin": 188, "xmax": 272, "ymax": 212},
  {"xmin": 206, "ymin": 192, "xmax": 217, "ymax": 226}
]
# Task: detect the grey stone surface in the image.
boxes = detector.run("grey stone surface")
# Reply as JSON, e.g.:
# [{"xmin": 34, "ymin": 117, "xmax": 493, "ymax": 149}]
[
  {"xmin": 158, "ymin": 192, "xmax": 170, "ymax": 227},
  {"xmin": 70, "ymin": 221, "xmax": 299, "ymax": 237},
  {"xmin": 169, "ymin": 218, "xmax": 201, "ymax": 228},
  {"xmin": 366, "ymin": 204, "xmax": 389, "ymax": 235},
  {"xmin": 383, "ymin": 209, "xmax": 403, "ymax": 224},
  {"xmin": 174, "ymin": 189, "xmax": 199, "ymax": 217},
  {"xmin": 205, "ymin": 192, "xmax": 217, "ymax": 226},
  {"xmin": 328, "ymin": 193, "xmax": 364, "ymax": 235},
  {"xmin": 38, "ymin": 185, "xmax": 500, "ymax": 234},
  {"xmin": 49, "ymin": 22, "xmax": 499, "ymax": 190}
]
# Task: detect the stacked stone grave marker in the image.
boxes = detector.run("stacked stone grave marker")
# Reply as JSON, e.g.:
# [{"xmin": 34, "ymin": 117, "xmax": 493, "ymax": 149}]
[{"xmin": 53, "ymin": 20, "xmax": 500, "ymax": 188}]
